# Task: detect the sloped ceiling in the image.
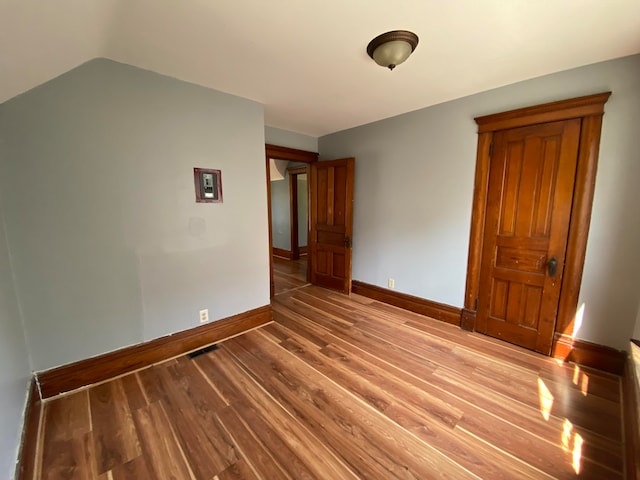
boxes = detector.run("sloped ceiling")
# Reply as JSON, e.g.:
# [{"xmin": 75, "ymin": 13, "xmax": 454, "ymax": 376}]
[{"xmin": 1, "ymin": 0, "xmax": 639, "ymax": 136}]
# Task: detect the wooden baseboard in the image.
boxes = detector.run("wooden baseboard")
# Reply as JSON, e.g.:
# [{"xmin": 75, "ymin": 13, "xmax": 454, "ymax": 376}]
[
  {"xmin": 460, "ymin": 308, "xmax": 476, "ymax": 331},
  {"xmin": 350, "ymin": 281, "xmax": 625, "ymax": 375},
  {"xmin": 273, "ymin": 247, "xmax": 293, "ymax": 259},
  {"xmin": 299, "ymin": 246, "xmax": 308, "ymax": 255},
  {"xmin": 624, "ymin": 340, "xmax": 640, "ymax": 480},
  {"xmin": 351, "ymin": 280, "xmax": 461, "ymax": 326},
  {"xmin": 37, "ymin": 305, "xmax": 272, "ymax": 398},
  {"xmin": 16, "ymin": 377, "xmax": 42, "ymax": 480},
  {"xmin": 552, "ymin": 333, "xmax": 626, "ymax": 375}
]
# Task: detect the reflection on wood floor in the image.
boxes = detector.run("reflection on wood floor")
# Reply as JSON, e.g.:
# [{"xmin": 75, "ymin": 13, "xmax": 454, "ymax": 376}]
[
  {"xmin": 273, "ymin": 255, "xmax": 308, "ymax": 295},
  {"xmin": 34, "ymin": 285, "xmax": 623, "ymax": 479}
]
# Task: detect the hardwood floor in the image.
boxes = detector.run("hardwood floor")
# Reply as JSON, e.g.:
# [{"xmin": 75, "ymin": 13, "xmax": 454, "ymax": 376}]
[
  {"xmin": 273, "ymin": 255, "xmax": 308, "ymax": 295},
  {"xmin": 33, "ymin": 286, "xmax": 623, "ymax": 479}
]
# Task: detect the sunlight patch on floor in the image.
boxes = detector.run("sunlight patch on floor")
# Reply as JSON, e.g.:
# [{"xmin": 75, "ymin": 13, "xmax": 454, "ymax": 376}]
[
  {"xmin": 572, "ymin": 433, "xmax": 584, "ymax": 474},
  {"xmin": 561, "ymin": 419, "xmax": 573, "ymax": 451},
  {"xmin": 560, "ymin": 418, "xmax": 584, "ymax": 474},
  {"xmin": 572, "ymin": 364, "xmax": 589, "ymax": 396},
  {"xmin": 539, "ymin": 371, "xmax": 586, "ymax": 474},
  {"xmin": 580, "ymin": 372, "xmax": 589, "ymax": 396},
  {"xmin": 537, "ymin": 377, "xmax": 554, "ymax": 421}
]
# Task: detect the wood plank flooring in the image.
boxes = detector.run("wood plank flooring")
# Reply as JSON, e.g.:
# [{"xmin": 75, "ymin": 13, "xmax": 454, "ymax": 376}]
[
  {"xmin": 273, "ymin": 256, "xmax": 308, "ymax": 295},
  {"xmin": 33, "ymin": 286, "xmax": 623, "ymax": 479}
]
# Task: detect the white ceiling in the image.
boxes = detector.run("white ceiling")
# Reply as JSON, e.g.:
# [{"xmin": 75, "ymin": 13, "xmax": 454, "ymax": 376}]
[{"xmin": 1, "ymin": 0, "xmax": 639, "ymax": 136}]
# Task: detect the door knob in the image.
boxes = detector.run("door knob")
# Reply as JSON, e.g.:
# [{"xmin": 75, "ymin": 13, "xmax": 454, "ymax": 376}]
[{"xmin": 548, "ymin": 256, "xmax": 558, "ymax": 277}]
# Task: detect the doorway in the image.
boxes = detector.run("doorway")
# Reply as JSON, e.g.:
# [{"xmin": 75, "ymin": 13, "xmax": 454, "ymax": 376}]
[
  {"xmin": 265, "ymin": 144, "xmax": 318, "ymax": 297},
  {"xmin": 287, "ymin": 166, "xmax": 309, "ymax": 261},
  {"xmin": 272, "ymin": 166, "xmax": 310, "ymax": 295},
  {"xmin": 463, "ymin": 93, "xmax": 610, "ymax": 355}
]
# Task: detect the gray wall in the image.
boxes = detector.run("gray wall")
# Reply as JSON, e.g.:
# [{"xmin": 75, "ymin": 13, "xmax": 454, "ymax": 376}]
[
  {"xmin": 270, "ymin": 174, "xmax": 291, "ymax": 251},
  {"xmin": 0, "ymin": 58, "xmax": 270, "ymax": 371},
  {"xmin": 0, "ymin": 193, "xmax": 31, "ymax": 477},
  {"xmin": 319, "ymin": 54, "xmax": 640, "ymax": 351},
  {"xmin": 298, "ymin": 175, "xmax": 308, "ymax": 247},
  {"xmin": 265, "ymin": 126, "xmax": 318, "ymax": 152},
  {"xmin": 270, "ymin": 172, "xmax": 309, "ymax": 252}
]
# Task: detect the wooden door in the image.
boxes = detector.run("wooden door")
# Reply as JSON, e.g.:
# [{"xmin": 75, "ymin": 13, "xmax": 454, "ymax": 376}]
[
  {"xmin": 476, "ymin": 119, "xmax": 581, "ymax": 354},
  {"xmin": 310, "ymin": 158, "xmax": 354, "ymax": 294}
]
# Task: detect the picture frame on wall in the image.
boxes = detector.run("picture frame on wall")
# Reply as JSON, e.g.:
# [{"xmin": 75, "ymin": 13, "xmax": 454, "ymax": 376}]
[{"xmin": 194, "ymin": 168, "xmax": 223, "ymax": 203}]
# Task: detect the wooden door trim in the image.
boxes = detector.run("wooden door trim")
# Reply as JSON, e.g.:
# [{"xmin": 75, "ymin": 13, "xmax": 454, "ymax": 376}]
[
  {"xmin": 463, "ymin": 92, "xmax": 611, "ymax": 356},
  {"xmin": 288, "ymin": 165, "xmax": 309, "ymax": 260},
  {"xmin": 265, "ymin": 144, "xmax": 317, "ymax": 298},
  {"xmin": 624, "ymin": 341, "xmax": 640, "ymax": 480},
  {"xmin": 475, "ymin": 92, "xmax": 612, "ymax": 133},
  {"xmin": 266, "ymin": 144, "xmax": 319, "ymax": 163},
  {"xmin": 16, "ymin": 377, "xmax": 41, "ymax": 480}
]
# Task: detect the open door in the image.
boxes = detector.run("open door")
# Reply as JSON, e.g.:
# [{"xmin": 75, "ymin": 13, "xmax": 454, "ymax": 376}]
[{"xmin": 310, "ymin": 158, "xmax": 355, "ymax": 294}]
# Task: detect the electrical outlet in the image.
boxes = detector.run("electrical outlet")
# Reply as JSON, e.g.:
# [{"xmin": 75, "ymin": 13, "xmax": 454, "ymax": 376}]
[
  {"xmin": 388, "ymin": 278, "xmax": 395, "ymax": 289},
  {"xmin": 199, "ymin": 309, "xmax": 209, "ymax": 324}
]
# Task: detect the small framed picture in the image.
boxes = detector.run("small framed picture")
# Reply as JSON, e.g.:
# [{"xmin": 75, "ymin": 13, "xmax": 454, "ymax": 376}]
[{"xmin": 194, "ymin": 168, "xmax": 223, "ymax": 203}]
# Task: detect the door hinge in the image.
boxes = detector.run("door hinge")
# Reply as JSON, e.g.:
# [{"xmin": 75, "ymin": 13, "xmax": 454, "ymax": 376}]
[
  {"xmin": 488, "ymin": 143, "xmax": 494, "ymax": 157},
  {"xmin": 475, "ymin": 298, "xmax": 478, "ymax": 310}
]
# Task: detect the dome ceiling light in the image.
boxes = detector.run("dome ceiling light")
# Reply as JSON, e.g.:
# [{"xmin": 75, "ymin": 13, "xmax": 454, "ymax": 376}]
[{"xmin": 366, "ymin": 30, "xmax": 419, "ymax": 71}]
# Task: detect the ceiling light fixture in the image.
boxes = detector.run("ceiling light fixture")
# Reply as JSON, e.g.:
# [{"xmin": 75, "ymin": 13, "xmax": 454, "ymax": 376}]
[{"xmin": 367, "ymin": 30, "xmax": 419, "ymax": 71}]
